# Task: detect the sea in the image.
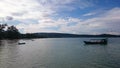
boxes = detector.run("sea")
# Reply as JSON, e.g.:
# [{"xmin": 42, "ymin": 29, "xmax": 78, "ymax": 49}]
[{"xmin": 0, "ymin": 38, "xmax": 120, "ymax": 68}]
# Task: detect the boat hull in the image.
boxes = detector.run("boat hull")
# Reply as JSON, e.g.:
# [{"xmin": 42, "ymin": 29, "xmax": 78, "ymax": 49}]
[
  {"xmin": 84, "ymin": 41, "xmax": 107, "ymax": 44},
  {"xmin": 18, "ymin": 42, "xmax": 25, "ymax": 45}
]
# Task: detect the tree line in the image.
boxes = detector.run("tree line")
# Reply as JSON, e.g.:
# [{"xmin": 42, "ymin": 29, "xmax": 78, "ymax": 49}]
[
  {"xmin": 0, "ymin": 24, "xmax": 21, "ymax": 39},
  {"xmin": 0, "ymin": 23, "xmax": 46, "ymax": 39}
]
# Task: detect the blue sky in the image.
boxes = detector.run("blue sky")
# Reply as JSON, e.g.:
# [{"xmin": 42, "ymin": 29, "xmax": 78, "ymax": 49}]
[{"xmin": 0, "ymin": 0, "xmax": 120, "ymax": 34}]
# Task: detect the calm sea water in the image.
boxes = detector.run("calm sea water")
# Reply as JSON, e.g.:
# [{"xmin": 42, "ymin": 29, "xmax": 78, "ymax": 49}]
[{"xmin": 0, "ymin": 38, "xmax": 120, "ymax": 68}]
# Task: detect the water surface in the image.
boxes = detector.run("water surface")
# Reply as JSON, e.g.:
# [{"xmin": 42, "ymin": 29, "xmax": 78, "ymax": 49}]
[{"xmin": 0, "ymin": 38, "xmax": 120, "ymax": 68}]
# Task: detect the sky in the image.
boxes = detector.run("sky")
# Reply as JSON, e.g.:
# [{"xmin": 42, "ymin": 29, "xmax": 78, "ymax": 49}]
[{"xmin": 0, "ymin": 0, "xmax": 120, "ymax": 34}]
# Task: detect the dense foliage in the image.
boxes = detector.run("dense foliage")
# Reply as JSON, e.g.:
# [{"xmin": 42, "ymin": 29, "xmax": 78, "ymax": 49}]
[{"xmin": 0, "ymin": 24, "xmax": 20, "ymax": 39}]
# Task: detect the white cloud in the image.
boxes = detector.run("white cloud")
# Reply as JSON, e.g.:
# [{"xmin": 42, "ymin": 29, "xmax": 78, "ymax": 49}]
[
  {"xmin": 16, "ymin": 7, "xmax": 120, "ymax": 34},
  {"xmin": 0, "ymin": 0, "xmax": 92, "ymax": 19},
  {"xmin": 73, "ymin": 8, "xmax": 120, "ymax": 34},
  {"xmin": 83, "ymin": 12, "xmax": 96, "ymax": 16},
  {"xmin": 0, "ymin": 0, "xmax": 55, "ymax": 19},
  {"xmin": 1, "ymin": 0, "xmax": 120, "ymax": 34}
]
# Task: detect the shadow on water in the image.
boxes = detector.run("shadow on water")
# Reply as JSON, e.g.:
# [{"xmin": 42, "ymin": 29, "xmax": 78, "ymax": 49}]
[
  {"xmin": 0, "ymin": 40, "xmax": 5, "ymax": 46},
  {"xmin": 0, "ymin": 40, "xmax": 2, "ymax": 45},
  {"xmin": 0, "ymin": 39, "xmax": 20, "ymax": 54},
  {"xmin": 0, "ymin": 39, "xmax": 22, "ymax": 68},
  {"xmin": 0, "ymin": 39, "xmax": 19, "ymax": 46}
]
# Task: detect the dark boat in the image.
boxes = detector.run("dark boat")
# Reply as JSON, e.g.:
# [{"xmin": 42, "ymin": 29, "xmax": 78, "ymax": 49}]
[
  {"xmin": 84, "ymin": 39, "xmax": 107, "ymax": 44},
  {"xmin": 18, "ymin": 42, "xmax": 26, "ymax": 45}
]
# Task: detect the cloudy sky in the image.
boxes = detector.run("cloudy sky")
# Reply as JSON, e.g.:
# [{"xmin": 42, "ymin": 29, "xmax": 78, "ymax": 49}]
[{"xmin": 0, "ymin": 0, "xmax": 120, "ymax": 34}]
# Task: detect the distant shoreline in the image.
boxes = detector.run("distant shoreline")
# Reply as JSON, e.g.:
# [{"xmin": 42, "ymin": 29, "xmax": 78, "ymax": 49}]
[
  {"xmin": 1, "ymin": 32, "xmax": 120, "ymax": 40},
  {"xmin": 19, "ymin": 33, "xmax": 120, "ymax": 39}
]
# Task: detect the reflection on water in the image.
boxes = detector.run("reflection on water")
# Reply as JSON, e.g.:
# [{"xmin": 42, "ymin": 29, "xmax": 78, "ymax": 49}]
[
  {"xmin": 0, "ymin": 38, "xmax": 120, "ymax": 68},
  {"xmin": 0, "ymin": 40, "xmax": 20, "ymax": 68}
]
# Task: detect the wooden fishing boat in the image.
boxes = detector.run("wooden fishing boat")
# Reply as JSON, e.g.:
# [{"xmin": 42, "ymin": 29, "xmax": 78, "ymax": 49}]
[{"xmin": 84, "ymin": 39, "xmax": 107, "ymax": 44}]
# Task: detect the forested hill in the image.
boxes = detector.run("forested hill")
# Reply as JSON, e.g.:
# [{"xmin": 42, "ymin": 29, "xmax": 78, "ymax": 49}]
[{"xmin": 23, "ymin": 33, "xmax": 120, "ymax": 38}]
